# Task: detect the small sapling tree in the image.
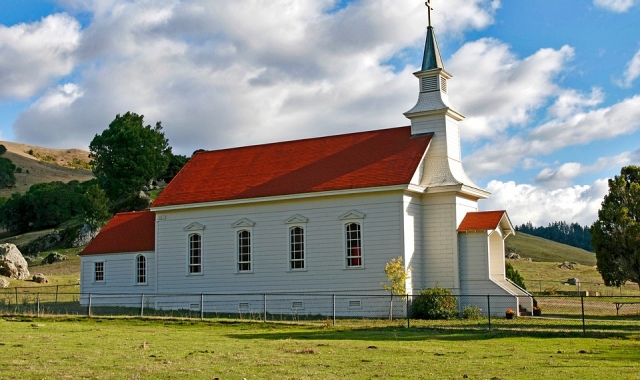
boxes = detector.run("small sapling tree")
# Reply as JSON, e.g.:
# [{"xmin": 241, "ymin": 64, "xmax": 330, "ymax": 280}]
[{"xmin": 381, "ymin": 256, "xmax": 411, "ymax": 321}]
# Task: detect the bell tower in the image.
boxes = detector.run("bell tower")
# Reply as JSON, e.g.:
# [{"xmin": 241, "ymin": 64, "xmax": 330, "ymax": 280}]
[{"xmin": 404, "ymin": 1, "xmax": 486, "ymax": 197}]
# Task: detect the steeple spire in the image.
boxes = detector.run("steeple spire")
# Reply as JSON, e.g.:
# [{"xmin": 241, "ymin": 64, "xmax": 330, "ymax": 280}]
[
  {"xmin": 421, "ymin": 1, "xmax": 444, "ymax": 71},
  {"xmin": 421, "ymin": 26, "xmax": 444, "ymax": 71}
]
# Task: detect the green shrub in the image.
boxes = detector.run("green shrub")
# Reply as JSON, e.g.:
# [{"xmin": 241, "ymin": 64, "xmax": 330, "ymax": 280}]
[
  {"xmin": 411, "ymin": 286, "xmax": 458, "ymax": 320},
  {"xmin": 461, "ymin": 305, "xmax": 481, "ymax": 320},
  {"xmin": 506, "ymin": 262, "xmax": 526, "ymax": 289}
]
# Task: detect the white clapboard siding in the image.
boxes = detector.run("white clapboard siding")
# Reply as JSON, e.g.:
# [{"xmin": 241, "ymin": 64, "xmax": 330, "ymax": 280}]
[
  {"xmin": 80, "ymin": 251, "xmax": 155, "ymax": 296},
  {"xmin": 154, "ymin": 191, "xmax": 406, "ymax": 295},
  {"xmin": 403, "ymin": 194, "xmax": 422, "ymax": 293}
]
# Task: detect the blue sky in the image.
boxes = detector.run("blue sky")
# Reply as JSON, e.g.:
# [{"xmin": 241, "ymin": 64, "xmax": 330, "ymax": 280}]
[{"xmin": 1, "ymin": 0, "xmax": 639, "ymax": 226}]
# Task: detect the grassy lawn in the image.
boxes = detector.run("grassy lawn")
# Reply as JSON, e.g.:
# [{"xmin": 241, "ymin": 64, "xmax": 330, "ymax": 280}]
[{"xmin": 0, "ymin": 317, "xmax": 639, "ymax": 379}]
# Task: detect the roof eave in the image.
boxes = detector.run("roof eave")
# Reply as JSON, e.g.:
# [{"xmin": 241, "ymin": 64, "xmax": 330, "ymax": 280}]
[{"xmin": 151, "ymin": 184, "xmax": 413, "ymax": 213}]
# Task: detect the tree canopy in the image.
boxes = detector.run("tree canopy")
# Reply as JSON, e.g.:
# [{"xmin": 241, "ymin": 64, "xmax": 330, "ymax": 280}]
[
  {"xmin": 0, "ymin": 180, "xmax": 92, "ymax": 233},
  {"xmin": 89, "ymin": 112, "xmax": 171, "ymax": 200},
  {"xmin": 590, "ymin": 166, "xmax": 640, "ymax": 289}
]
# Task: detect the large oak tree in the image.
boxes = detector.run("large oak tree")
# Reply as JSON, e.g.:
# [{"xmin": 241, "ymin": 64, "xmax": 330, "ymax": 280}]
[
  {"xmin": 89, "ymin": 112, "xmax": 171, "ymax": 200},
  {"xmin": 591, "ymin": 166, "xmax": 640, "ymax": 290}
]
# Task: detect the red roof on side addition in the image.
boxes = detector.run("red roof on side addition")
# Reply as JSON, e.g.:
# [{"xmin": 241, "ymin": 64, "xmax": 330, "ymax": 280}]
[
  {"xmin": 152, "ymin": 126, "xmax": 432, "ymax": 208},
  {"xmin": 458, "ymin": 211, "xmax": 511, "ymax": 232},
  {"xmin": 80, "ymin": 211, "xmax": 155, "ymax": 256}
]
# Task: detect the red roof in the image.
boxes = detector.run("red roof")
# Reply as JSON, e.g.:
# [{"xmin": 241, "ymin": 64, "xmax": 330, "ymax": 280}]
[
  {"xmin": 152, "ymin": 126, "xmax": 432, "ymax": 208},
  {"xmin": 80, "ymin": 211, "xmax": 155, "ymax": 255},
  {"xmin": 458, "ymin": 211, "xmax": 510, "ymax": 232}
]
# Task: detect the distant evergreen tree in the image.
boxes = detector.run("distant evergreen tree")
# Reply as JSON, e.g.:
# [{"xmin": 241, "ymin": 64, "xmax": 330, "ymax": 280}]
[
  {"xmin": 516, "ymin": 220, "xmax": 594, "ymax": 252},
  {"xmin": 505, "ymin": 262, "xmax": 526, "ymax": 290},
  {"xmin": 0, "ymin": 144, "xmax": 16, "ymax": 188}
]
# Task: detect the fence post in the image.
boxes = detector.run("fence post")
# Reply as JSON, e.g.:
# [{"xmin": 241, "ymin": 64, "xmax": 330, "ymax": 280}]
[
  {"xmin": 88, "ymin": 293, "xmax": 92, "ymax": 317},
  {"xmin": 581, "ymin": 295, "xmax": 585, "ymax": 335},
  {"xmin": 263, "ymin": 294, "xmax": 267, "ymax": 323},
  {"xmin": 406, "ymin": 295, "xmax": 410, "ymax": 329},
  {"xmin": 140, "ymin": 294, "xmax": 144, "ymax": 317},
  {"xmin": 200, "ymin": 293, "xmax": 204, "ymax": 321},
  {"xmin": 332, "ymin": 294, "xmax": 336, "ymax": 326},
  {"xmin": 15, "ymin": 287, "xmax": 18, "ymax": 304},
  {"xmin": 487, "ymin": 295, "xmax": 491, "ymax": 331},
  {"xmin": 37, "ymin": 293, "xmax": 40, "ymax": 317},
  {"xmin": 539, "ymin": 280, "xmax": 542, "ymax": 293},
  {"xmin": 55, "ymin": 285, "xmax": 59, "ymax": 303}
]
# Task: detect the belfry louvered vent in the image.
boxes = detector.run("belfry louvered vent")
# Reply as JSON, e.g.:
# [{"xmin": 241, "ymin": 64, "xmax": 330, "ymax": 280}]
[
  {"xmin": 420, "ymin": 76, "xmax": 438, "ymax": 93},
  {"xmin": 440, "ymin": 77, "xmax": 448, "ymax": 93}
]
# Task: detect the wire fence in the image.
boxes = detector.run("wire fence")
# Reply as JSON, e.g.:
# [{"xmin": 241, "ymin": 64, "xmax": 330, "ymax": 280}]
[
  {"xmin": 525, "ymin": 279, "xmax": 639, "ymax": 296},
  {"xmin": 1, "ymin": 290, "xmax": 638, "ymax": 334}
]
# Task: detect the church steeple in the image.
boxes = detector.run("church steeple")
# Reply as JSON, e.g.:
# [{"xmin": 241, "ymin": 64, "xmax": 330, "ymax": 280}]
[
  {"xmin": 403, "ymin": 1, "xmax": 487, "ymax": 199},
  {"xmin": 405, "ymin": 1, "xmax": 463, "ymax": 126}
]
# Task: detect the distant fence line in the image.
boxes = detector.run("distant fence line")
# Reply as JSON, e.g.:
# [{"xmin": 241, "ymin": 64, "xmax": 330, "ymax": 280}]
[
  {"xmin": 1, "ymin": 291, "xmax": 638, "ymax": 334},
  {"xmin": 526, "ymin": 279, "xmax": 639, "ymax": 296},
  {"xmin": 0, "ymin": 284, "xmax": 80, "ymax": 304}
]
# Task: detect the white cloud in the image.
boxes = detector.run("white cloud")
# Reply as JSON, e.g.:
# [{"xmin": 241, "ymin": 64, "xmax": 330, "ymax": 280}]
[
  {"xmin": 480, "ymin": 179, "xmax": 609, "ymax": 226},
  {"xmin": 618, "ymin": 48, "xmax": 640, "ymax": 88},
  {"xmin": 465, "ymin": 95, "xmax": 640, "ymax": 179},
  {"xmin": 593, "ymin": 0, "xmax": 635, "ymax": 12},
  {"xmin": 30, "ymin": 84, "xmax": 84, "ymax": 112},
  {"xmin": 0, "ymin": 14, "xmax": 80, "ymax": 99},
  {"xmin": 548, "ymin": 88, "xmax": 604, "ymax": 118},
  {"xmin": 534, "ymin": 151, "xmax": 636, "ymax": 188},
  {"xmin": 11, "ymin": 0, "xmax": 500, "ymax": 151},
  {"xmin": 447, "ymin": 39, "xmax": 574, "ymax": 140}
]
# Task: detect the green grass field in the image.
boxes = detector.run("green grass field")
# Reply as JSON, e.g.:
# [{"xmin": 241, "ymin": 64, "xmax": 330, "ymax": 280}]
[{"xmin": 1, "ymin": 317, "xmax": 639, "ymax": 379}]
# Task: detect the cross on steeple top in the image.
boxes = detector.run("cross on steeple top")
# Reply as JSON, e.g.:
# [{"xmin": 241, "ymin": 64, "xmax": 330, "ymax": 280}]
[{"xmin": 425, "ymin": 1, "xmax": 433, "ymax": 27}]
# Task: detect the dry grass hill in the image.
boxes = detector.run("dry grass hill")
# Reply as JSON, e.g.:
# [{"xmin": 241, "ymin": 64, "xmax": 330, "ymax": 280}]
[{"xmin": 0, "ymin": 141, "xmax": 93, "ymax": 198}]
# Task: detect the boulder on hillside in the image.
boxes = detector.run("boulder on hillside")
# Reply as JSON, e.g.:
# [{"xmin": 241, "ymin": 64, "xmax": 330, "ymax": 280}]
[
  {"xmin": 42, "ymin": 252, "xmax": 67, "ymax": 265},
  {"xmin": 505, "ymin": 252, "xmax": 521, "ymax": 260},
  {"xmin": 71, "ymin": 223, "xmax": 100, "ymax": 248},
  {"xmin": 0, "ymin": 277, "xmax": 9, "ymax": 288},
  {"xmin": 32, "ymin": 273, "xmax": 49, "ymax": 283},
  {"xmin": 0, "ymin": 243, "xmax": 30, "ymax": 280},
  {"xmin": 559, "ymin": 261, "xmax": 574, "ymax": 270},
  {"xmin": 567, "ymin": 277, "xmax": 580, "ymax": 286}
]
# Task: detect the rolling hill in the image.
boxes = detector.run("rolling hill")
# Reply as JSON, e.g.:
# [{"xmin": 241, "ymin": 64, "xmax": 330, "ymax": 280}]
[{"xmin": 0, "ymin": 141, "xmax": 93, "ymax": 198}]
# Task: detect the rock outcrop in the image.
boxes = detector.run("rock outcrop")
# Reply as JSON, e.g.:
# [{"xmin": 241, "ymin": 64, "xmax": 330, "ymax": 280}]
[
  {"xmin": 32, "ymin": 273, "xmax": 49, "ymax": 283},
  {"xmin": 0, "ymin": 243, "xmax": 30, "ymax": 280},
  {"xmin": 42, "ymin": 252, "xmax": 67, "ymax": 265},
  {"xmin": 0, "ymin": 277, "xmax": 9, "ymax": 288}
]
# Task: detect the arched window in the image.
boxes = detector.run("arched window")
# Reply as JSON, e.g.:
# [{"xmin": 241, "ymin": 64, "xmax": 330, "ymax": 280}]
[
  {"xmin": 237, "ymin": 230, "xmax": 251, "ymax": 272},
  {"xmin": 136, "ymin": 255, "xmax": 146, "ymax": 284},
  {"xmin": 345, "ymin": 222, "xmax": 362, "ymax": 267},
  {"xmin": 290, "ymin": 226, "xmax": 305, "ymax": 270},
  {"xmin": 189, "ymin": 233, "xmax": 202, "ymax": 274}
]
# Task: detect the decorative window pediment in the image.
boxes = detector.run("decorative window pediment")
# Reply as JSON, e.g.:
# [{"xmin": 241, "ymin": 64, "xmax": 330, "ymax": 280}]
[
  {"xmin": 285, "ymin": 214, "xmax": 308, "ymax": 224},
  {"xmin": 183, "ymin": 222, "xmax": 205, "ymax": 232},
  {"xmin": 232, "ymin": 218, "xmax": 255, "ymax": 228},
  {"xmin": 339, "ymin": 210, "xmax": 366, "ymax": 220}
]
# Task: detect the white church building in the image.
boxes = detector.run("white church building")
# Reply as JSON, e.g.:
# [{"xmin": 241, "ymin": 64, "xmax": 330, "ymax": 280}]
[{"xmin": 79, "ymin": 13, "xmax": 532, "ymax": 317}]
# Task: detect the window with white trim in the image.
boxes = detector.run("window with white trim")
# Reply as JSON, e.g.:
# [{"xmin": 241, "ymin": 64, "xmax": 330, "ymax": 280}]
[
  {"xmin": 345, "ymin": 222, "xmax": 362, "ymax": 268},
  {"xmin": 94, "ymin": 261, "xmax": 104, "ymax": 282},
  {"xmin": 289, "ymin": 226, "xmax": 305, "ymax": 270},
  {"xmin": 188, "ymin": 233, "xmax": 202, "ymax": 274},
  {"xmin": 136, "ymin": 255, "xmax": 146, "ymax": 284},
  {"xmin": 237, "ymin": 230, "xmax": 252, "ymax": 272}
]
